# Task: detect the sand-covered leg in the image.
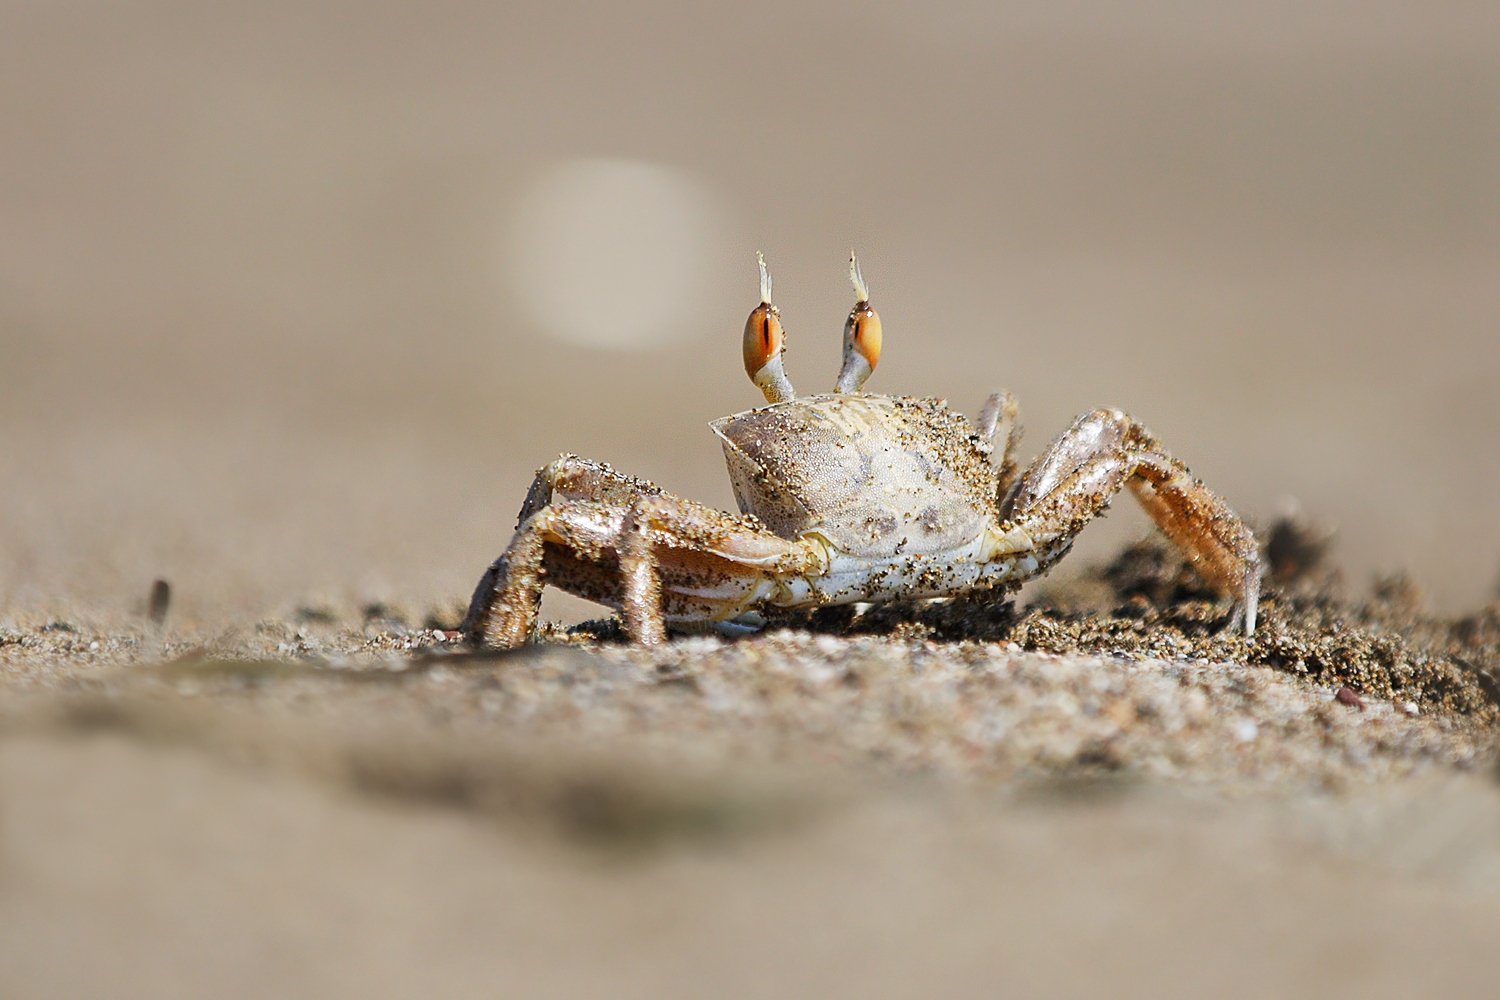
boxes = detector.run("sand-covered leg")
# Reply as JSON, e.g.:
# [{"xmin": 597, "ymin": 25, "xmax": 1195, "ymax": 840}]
[
  {"xmin": 618, "ymin": 499, "xmax": 668, "ymax": 645},
  {"xmin": 1125, "ymin": 455, "xmax": 1262, "ymax": 633},
  {"xmin": 1007, "ymin": 408, "xmax": 1261, "ymax": 633},
  {"xmin": 463, "ymin": 456, "xmax": 665, "ymax": 648},
  {"xmin": 523, "ymin": 454, "xmax": 666, "ymax": 513},
  {"xmin": 461, "ymin": 531, "xmax": 542, "ymax": 649},
  {"xmin": 464, "ymin": 456, "xmax": 830, "ymax": 648},
  {"xmin": 607, "ymin": 493, "xmax": 828, "ymax": 642},
  {"xmin": 461, "ymin": 500, "xmax": 623, "ymax": 648}
]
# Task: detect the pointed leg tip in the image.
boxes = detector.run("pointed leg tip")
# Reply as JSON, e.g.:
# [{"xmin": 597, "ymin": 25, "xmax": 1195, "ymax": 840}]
[
  {"xmin": 462, "ymin": 623, "xmax": 528, "ymax": 651},
  {"xmin": 1239, "ymin": 596, "xmax": 1258, "ymax": 636}
]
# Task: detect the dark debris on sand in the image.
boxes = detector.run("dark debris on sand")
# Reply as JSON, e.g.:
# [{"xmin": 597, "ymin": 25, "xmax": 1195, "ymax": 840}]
[{"xmin": 647, "ymin": 517, "xmax": 1500, "ymax": 722}]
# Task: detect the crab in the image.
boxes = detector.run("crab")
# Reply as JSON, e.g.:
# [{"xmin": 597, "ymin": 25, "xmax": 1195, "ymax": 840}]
[{"xmin": 462, "ymin": 253, "xmax": 1261, "ymax": 648}]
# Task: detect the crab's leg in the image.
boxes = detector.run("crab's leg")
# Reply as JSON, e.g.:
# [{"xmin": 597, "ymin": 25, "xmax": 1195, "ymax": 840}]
[
  {"xmin": 461, "ymin": 497, "xmax": 623, "ymax": 649},
  {"xmin": 463, "ymin": 456, "xmax": 827, "ymax": 649},
  {"xmin": 1004, "ymin": 409, "xmax": 1261, "ymax": 633},
  {"xmin": 619, "ymin": 499, "xmax": 668, "ymax": 645},
  {"xmin": 463, "ymin": 456, "xmax": 657, "ymax": 648},
  {"xmin": 976, "ymin": 390, "xmax": 1025, "ymax": 519}
]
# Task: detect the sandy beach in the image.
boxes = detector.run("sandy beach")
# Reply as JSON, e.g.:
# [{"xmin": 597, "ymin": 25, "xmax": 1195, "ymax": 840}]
[
  {"xmin": 4, "ymin": 2, "xmax": 1500, "ymax": 996},
  {"xmin": 4, "ymin": 541, "xmax": 1500, "ymax": 996}
]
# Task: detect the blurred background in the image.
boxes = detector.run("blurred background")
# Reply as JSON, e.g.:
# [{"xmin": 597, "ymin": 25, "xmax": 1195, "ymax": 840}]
[{"xmin": 1, "ymin": 0, "xmax": 1497, "ymax": 624}]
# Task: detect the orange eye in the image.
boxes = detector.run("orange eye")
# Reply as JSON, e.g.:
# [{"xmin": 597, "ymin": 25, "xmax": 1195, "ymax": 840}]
[
  {"xmin": 848, "ymin": 305, "xmax": 882, "ymax": 371},
  {"xmin": 743, "ymin": 303, "xmax": 783, "ymax": 379}
]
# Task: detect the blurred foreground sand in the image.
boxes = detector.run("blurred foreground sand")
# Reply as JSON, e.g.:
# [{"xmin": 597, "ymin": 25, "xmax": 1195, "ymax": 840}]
[{"xmin": 6, "ymin": 729, "xmax": 1500, "ymax": 999}]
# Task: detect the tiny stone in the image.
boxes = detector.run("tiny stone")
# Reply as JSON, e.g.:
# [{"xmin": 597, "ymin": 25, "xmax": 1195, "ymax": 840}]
[
  {"xmin": 1232, "ymin": 719, "xmax": 1258, "ymax": 743},
  {"xmin": 88, "ymin": 641, "xmax": 100, "ymax": 651},
  {"xmin": 1334, "ymin": 686, "xmax": 1364, "ymax": 710},
  {"xmin": 1400, "ymin": 701, "xmax": 1420, "ymax": 717},
  {"xmin": 814, "ymin": 636, "xmax": 843, "ymax": 656},
  {"xmin": 147, "ymin": 579, "xmax": 171, "ymax": 626}
]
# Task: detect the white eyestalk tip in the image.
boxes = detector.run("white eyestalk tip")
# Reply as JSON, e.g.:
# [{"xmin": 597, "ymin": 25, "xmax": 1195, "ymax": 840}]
[
  {"xmin": 756, "ymin": 250, "xmax": 773, "ymax": 304},
  {"xmin": 848, "ymin": 251, "xmax": 869, "ymax": 304}
]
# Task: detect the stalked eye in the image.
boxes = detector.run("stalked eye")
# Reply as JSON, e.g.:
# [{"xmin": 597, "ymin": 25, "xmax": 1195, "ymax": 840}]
[
  {"xmin": 848, "ymin": 304, "xmax": 882, "ymax": 370},
  {"xmin": 742, "ymin": 301, "xmax": 784, "ymax": 381},
  {"xmin": 742, "ymin": 251, "xmax": 797, "ymax": 404},
  {"xmin": 835, "ymin": 252, "xmax": 882, "ymax": 394}
]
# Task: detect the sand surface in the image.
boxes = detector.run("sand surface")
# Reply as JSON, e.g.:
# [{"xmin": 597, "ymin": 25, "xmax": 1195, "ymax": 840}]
[{"xmin": 3, "ymin": 542, "xmax": 1500, "ymax": 997}]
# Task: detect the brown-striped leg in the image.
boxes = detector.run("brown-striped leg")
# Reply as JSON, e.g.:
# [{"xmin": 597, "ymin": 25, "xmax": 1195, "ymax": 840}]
[
  {"xmin": 1007, "ymin": 409, "xmax": 1261, "ymax": 633},
  {"xmin": 1125, "ymin": 454, "xmax": 1262, "ymax": 632}
]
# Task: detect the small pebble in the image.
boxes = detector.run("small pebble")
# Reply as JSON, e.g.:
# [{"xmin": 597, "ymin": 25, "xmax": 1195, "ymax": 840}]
[
  {"xmin": 1335, "ymin": 686, "xmax": 1364, "ymax": 710},
  {"xmin": 814, "ymin": 636, "xmax": 843, "ymax": 656},
  {"xmin": 1399, "ymin": 700, "xmax": 1420, "ymax": 717},
  {"xmin": 147, "ymin": 579, "xmax": 171, "ymax": 626},
  {"xmin": 1232, "ymin": 719, "xmax": 1258, "ymax": 743}
]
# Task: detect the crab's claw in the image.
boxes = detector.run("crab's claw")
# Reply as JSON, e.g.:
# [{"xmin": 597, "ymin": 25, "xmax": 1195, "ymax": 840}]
[
  {"xmin": 834, "ymin": 252, "xmax": 882, "ymax": 394},
  {"xmin": 743, "ymin": 252, "xmax": 797, "ymax": 404}
]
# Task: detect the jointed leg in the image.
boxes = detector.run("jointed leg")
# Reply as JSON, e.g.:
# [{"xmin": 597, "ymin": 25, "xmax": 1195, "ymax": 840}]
[
  {"xmin": 1006, "ymin": 409, "xmax": 1261, "ymax": 632},
  {"xmin": 463, "ymin": 456, "xmax": 657, "ymax": 648},
  {"xmin": 463, "ymin": 456, "xmax": 827, "ymax": 649},
  {"xmin": 1124, "ymin": 457, "xmax": 1261, "ymax": 630},
  {"xmin": 619, "ymin": 499, "xmax": 668, "ymax": 646},
  {"xmin": 977, "ymin": 390, "xmax": 1025, "ymax": 520},
  {"xmin": 461, "ymin": 498, "xmax": 621, "ymax": 649}
]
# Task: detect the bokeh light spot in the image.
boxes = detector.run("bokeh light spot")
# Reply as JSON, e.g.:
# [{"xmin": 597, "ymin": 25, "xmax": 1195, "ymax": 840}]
[{"xmin": 505, "ymin": 158, "xmax": 720, "ymax": 350}]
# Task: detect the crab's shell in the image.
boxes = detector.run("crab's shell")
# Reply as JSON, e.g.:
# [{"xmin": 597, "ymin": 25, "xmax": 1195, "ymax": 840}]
[{"xmin": 709, "ymin": 394, "xmax": 999, "ymax": 559}]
